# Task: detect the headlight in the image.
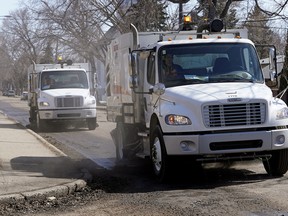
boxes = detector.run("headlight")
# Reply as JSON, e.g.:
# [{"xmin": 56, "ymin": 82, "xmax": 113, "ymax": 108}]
[
  {"xmin": 165, "ymin": 114, "xmax": 192, "ymax": 125},
  {"xmin": 276, "ymin": 107, "xmax": 288, "ymax": 120},
  {"xmin": 87, "ymin": 97, "xmax": 96, "ymax": 105},
  {"xmin": 39, "ymin": 101, "xmax": 50, "ymax": 107}
]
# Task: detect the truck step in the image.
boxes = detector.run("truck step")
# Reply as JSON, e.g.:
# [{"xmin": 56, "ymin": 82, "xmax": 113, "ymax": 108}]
[
  {"xmin": 136, "ymin": 152, "xmax": 150, "ymax": 159},
  {"xmin": 137, "ymin": 131, "xmax": 149, "ymax": 137}
]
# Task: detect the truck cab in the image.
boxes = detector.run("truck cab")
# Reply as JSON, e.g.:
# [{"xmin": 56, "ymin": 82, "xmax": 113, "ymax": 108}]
[
  {"xmin": 28, "ymin": 62, "xmax": 97, "ymax": 131},
  {"xmin": 106, "ymin": 25, "xmax": 288, "ymax": 182}
]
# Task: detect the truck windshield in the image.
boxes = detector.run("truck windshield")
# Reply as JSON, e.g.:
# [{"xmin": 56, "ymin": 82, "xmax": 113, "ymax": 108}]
[
  {"xmin": 159, "ymin": 43, "xmax": 264, "ymax": 87},
  {"xmin": 41, "ymin": 70, "xmax": 89, "ymax": 90}
]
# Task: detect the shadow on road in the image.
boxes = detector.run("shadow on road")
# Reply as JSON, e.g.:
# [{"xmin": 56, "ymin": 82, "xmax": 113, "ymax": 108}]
[
  {"xmin": 86, "ymin": 157, "xmax": 281, "ymax": 194},
  {"xmin": 10, "ymin": 156, "xmax": 83, "ymax": 179}
]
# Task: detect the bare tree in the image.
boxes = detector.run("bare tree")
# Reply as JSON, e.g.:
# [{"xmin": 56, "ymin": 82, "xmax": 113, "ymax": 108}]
[
  {"xmin": 254, "ymin": 0, "xmax": 288, "ymax": 19},
  {"xmin": 252, "ymin": 0, "xmax": 288, "ymax": 83},
  {"xmin": 32, "ymin": 1, "xmax": 105, "ymax": 61},
  {"xmin": 0, "ymin": 9, "xmax": 48, "ymax": 93},
  {"xmin": 193, "ymin": 0, "xmax": 244, "ymax": 37},
  {"xmin": 0, "ymin": 38, "xmax": 14, "ymax": 91}
]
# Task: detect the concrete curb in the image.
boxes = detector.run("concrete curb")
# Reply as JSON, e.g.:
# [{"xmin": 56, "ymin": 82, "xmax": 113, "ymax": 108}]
[{"xmin": 0, "ymin": 169, "xmax": 92, "ymax": 203}]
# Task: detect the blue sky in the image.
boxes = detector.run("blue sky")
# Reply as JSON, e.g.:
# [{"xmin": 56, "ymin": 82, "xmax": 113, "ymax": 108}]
[{"xmin": 0, "ymin": 0, "xmax": 20, "ymax": 16}]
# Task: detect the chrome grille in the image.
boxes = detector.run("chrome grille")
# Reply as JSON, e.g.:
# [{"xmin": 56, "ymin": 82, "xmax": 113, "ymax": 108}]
[
  {"xmin": 56, "ymin": 96, "xmax": 83, "ymax": 108},
  {"xmin": 203, "ymin": 103, "xmax": 266, "ymax": 127}
]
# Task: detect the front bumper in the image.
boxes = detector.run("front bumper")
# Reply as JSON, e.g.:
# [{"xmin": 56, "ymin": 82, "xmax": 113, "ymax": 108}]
[
  {"xmin": 164, "ymin": 129, "xmax": 288, "ymax": 155},
  {"xmin": 38, "ymin": 108, "xmax": 96, "ymax": 120}
]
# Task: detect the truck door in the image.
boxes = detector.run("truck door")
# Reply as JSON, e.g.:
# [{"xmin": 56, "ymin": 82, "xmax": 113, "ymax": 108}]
[{"xmin": 143, "ymin": 51, "xmax": 157, "ymax": 127}]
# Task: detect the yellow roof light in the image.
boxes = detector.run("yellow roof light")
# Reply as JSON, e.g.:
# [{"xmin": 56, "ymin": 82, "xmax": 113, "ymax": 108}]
[
  {"xmin": 184, "ymin": 15, "xmax": 192, "ymax": 23},
  {"xmin": 182, "ymin": 15, "xmax": 193, "ymax": 31}
]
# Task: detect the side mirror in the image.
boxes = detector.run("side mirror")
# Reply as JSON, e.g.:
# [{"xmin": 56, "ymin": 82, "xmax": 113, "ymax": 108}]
[
  {"xmin": 140, "ymin": 51, "xmax": 150, "ymax": 59},
  {"xmin": 129, "ymin": 75, "xmax": 138, "ymax": 89},
  {"xmin": 269, "ymin": 47, "xmax": 276, "ymax": 70},
  {"xmin": 153, "ymin": 83, "xmax": 165, "ymax": 95},
  {"xmin": 268, "ymin": 47, "xmax": 277, "ymax": 82},
  {"xmin": 270, "ymin": 71, "xmax": 276, "ymax": 82}
]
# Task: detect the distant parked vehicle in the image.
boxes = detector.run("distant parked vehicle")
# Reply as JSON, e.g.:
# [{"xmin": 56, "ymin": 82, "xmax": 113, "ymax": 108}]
[
  {"xmin": 7, "ymin": 90, "xmax": 15, "ymax": 97},
  {"xmin": 21, "ymin": 91, "xmax": 28, "ymax": 100}
]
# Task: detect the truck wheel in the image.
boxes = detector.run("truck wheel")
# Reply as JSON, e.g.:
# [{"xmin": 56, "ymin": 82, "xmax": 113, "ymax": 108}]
[
  {"xmin": 115, "ymin": 122, "xmax": 140, "ymax": 161},
  {"xmin": 116, "ymin": 123, "xmax": 125, "ymax": 161},
  {"xmin": 150, "ymin": 125, "xmax": 170, "ymax": 182},
  {"xmin": 87, "ymin": 118, "xmax": 97, "ymax": 130},
  {"xmin": 263, "ymin": 149, "xmax": 288, "ymax": 176},
  {"xmin": 115, "ymin": 122, "xmax": 131, "ymax": 161}
]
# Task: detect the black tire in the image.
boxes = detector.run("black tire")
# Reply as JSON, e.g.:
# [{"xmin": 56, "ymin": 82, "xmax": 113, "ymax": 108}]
[
  {"xmin": 150, "ymin": 125, "xmax": 170, "ymax": 182},
  {"xmin": 87, "ymin": 118, "xmax": 97, "ymax": 130},
  {"xmin": 263, "ymin": 149, "xmax": 288, "ymax": 176},
  {"xmin": 115, "ymin": 122, "xmax": 140, "ymax": 161},
  {"xmin": 115, "ymin": 122, "xmax": 125, "ymax": 161}
]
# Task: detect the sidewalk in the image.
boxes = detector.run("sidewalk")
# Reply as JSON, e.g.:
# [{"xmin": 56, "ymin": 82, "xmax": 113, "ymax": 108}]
[{"xmin": 0, "ymin": 111, "xmax": 91, "ymax": 203}]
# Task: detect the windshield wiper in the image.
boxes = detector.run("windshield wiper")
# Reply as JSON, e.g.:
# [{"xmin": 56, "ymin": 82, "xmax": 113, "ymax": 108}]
[
  {"xmin": 210, "ymin": 73, "xmax": 255, "ymax": 82},
  {"xmin": 209, "ymin": 77, "xmax": 254, "ymax": 83},
  {"xmin": 177, "ymin": 79, "xmax": 208, "ymax": 84}
]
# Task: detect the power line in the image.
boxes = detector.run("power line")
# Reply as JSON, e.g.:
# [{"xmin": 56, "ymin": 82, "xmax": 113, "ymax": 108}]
[
  {"xmin": 242, "ymin": 18, "xmax": 288, "ymax": 22},
  {"xmin": 243, "ymin": 25, "xmax": 288, "ymax": 30}
]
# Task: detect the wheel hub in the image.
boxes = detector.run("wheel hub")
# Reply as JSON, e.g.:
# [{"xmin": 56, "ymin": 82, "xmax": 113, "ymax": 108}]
[{"xmin": 152, "ymin": 138, "xmax": 162, "ymax": 172}]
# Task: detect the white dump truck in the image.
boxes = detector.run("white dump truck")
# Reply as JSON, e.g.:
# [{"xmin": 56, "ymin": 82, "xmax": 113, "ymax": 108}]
[
  {"xmin": 28, "ymin": 60, "xmax": 97, "ymax": 131},
  {"xmin": 106, "ymin": 21, "xmax": 288, "ymax": 181}
]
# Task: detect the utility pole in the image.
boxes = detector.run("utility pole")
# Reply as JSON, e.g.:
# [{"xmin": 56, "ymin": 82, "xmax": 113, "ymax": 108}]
[{"xmin": 179, "ymin": 1, "xmax": 183, "ymax": 25}]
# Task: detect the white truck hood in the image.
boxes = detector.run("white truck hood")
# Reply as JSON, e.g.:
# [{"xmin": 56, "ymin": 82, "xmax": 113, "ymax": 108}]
[
  {"xmin": 38, "ymin": 88, "xmax": 96, "ymax": 109},
  {"xmin": 164, "ymin": 82, "xmax": 272, "ymax": 104},
  {"xmin": 41, "ymin": 88, "xmax": 90, "ymax": 98},
  {"xmin": 159, "ymin": 82, "xmax": 281, "ymax": 132}
]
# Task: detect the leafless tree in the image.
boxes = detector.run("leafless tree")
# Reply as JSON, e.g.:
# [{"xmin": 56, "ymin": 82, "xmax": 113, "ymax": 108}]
[
  {"xmin": 0, "ymin": 9, "xmax": 48, "ymax": 93},
  {"xmin": 254, "ymin": 0, "xmax": 288, "ymax": 19},
  {"xmin": 252, "ymin": 0, "xmax": 288, "ymax": 82},
  {"xmin": 192, "ymin": 0, "xmax": 244, "ymax": 37}
]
